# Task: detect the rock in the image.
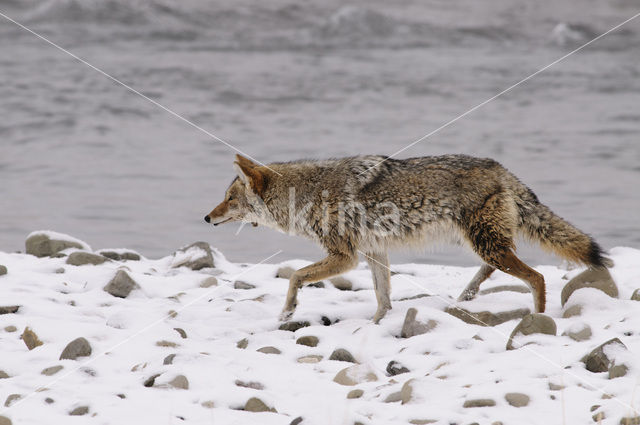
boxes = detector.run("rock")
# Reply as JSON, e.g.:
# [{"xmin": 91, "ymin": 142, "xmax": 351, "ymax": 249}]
[
  {"xmin": 244, "ymin": 397, "xmax": 276, "ymax": 413},
  {"xmin": 329, "ymin": 276, "xmax": 353, "ymax": 290},
  {"xmin": 163, "ymin": 354, "xmax": 176, "ymax": 365},
  {"xmin": 296, "ymin": 336, "xmax": 319, "ymax": 347},
  {"xmin": 173, "ymin": 328, "xmax": 187, "ymax": 339},
  {"xmin": 156, "ymin": 340, "xmax": 179, "ymax": 348},
  {"xmin": 234, "ymin": 280, "xmax": 255, "ymax": 290},
  {"xmin": 0, "ymin": 306, "xmax": 20, "ymax": 315},
  {"xmin": 548, "ymin": 382, "xmax": 565, "ymax": 391},
  {"xmin": 66, "ymin": 251, "xmax": 107, "ymax": 266},
  {"xmin": 290, "ymin": 417, "xmax": 303, "ymax": 425},
  {"xmin": 333, "ymin": 364, "xmax": 378, "ymax": 386},
  {"xmin": 329, "ymin": 348, "xmax": 356, "ymax": 363},
  {"xmin": 479, "ymin": 285, "xmax": 530, "ymax": 295},
  {"xmin": 4, "ymin": 394, "xmax": 21, "ymax": 407},
  {"xmin": 561, "ymin": 268, "xmax": 618, "ymax": 306},
  {"xmin": 104, "ymin": 270, "xmax": 139, "ymax": 298},
  {"xmin": 400, "ymin": 379, "xmax": 415, "ymax": 404},
  {"xmin": 41, "ymin": 365, "xmax": 64, "ymax": 376},
  {"xmin": 582, "ymin": 338, "xmax": 626, "ymax": 373},
  {"xmin": 21, "ymin": 327, "xmax": 43, "ymax": 350},
  {"xmin": 278, "ymin": 321, "xmax": 310, "ymax": 332},
  {"xmin": 235, "ymin": 380, "xmax": 264, "ymax": 390},
  {"xmin": 401, "ymin": 308, "xmax": 438, "ymax": 338},
  {"xmin": 69, "ymin": 406, "xmax": 89, "ymax": 416},
  {"xmin": 463, "ymin": 399, "xmax": 496, "ymax": 408},
  {"xmin": 4, "ymin": 326, "xmax": 17, "ymax": 332},
  {"xmin": 445, "ymin": 306, "xmax": 530, "ymax": 326},
  {"xmin": 200, "ymin": 277, "xmax": 218, "ymax": 288},
  {"xmin": 98, "ymin": 250, "xmax": 140, "ymax": 261},
  {"xmin": 257, "ymin": 346, "xmax": 281, "ymax": 355},
  {"xmin": 201, "ymin": 400, "xmax": 215, "ymax": 409},
  {"xmin": 631, "ymin": 289, "xmax": 640, "ymax": 301},
  {"xmin": 609, "ymin": 363, "xmax": 629, "ymax": 379},
  {"xmin": 562, "ymin": 304, "xmax": 583, "ymax": 318},
  {"xmin": 276, "ymin": 266, "xmax": 295, "ymax": 279},
  {"xmin": 307, "ymin": 281, "xmax": 325, "ymax": 288},
  {"xmin": 0, "ymin": 265, "xmax": 6, "ymax": 276},
  {"xmin": 297, "ymin": 355, "xmax": 323, "ymax": 363},
  {"xmin": 168, "ymin": 375, "xmax": 189, "ymax": 390},
  {"xmin": 0, "ymin": 416, "xmax": 11, "ymax": 425},
  {"xmin": 620, "ymin": 417, "xmax": 640, "ymax": 425},
  {"xmin": 347, "ymin": 389, "xmax": 364, "ymax": 399},
  {"xmin": 504, "ymin": 392, "xmax": 530, "ymax": 407},
  {"xmin": 143, "ymin": 374, "xmax": 161, "ymax": 387},
  {"xmin": 45, "ymin": 397, "xmax": 55, "ymax": 404},
  {"xmin": 384, "ymin": 391, "xmax": 403, "ymax": 403},
  {"xmin": 60, "ymin": 337, "xmax": 92, "ymax": 360},
  {"xmin": 25, "ymin": 232, "xmax": 88, "ymax": 257},
  {"xmin": 237, "ymin": 338, "xmax": 249, "ymax": 349},
  {"xmin": 386, "ymin": 360, "xmax": 410, "ymax": 376},
  {"xmin": 506, "ymin": 314, "xmax": 557, "ymax": 350},
  {"xmin": 171, "ymin": 242, "xmax": 214, "ymax": 270},
  {"xmin": 0, "ymin": 371, "xmax": 9, "ymax": 379},
  {"xmin": 562, "ymin": 323, "xmax": 592, "ymax": 341},
  {"xmin": 409, "ymin": 420, "xmax": 437, "ymax": 425}
]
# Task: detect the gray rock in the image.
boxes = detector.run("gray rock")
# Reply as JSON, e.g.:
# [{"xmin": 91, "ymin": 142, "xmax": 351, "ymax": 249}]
[
  {"xmin": 156, "ymin": 340, "xmax": 179, "ymax": 348},
  {"xmin": 276, "ymin": 266, "xmax": 295, "ymax": 279},
  {"xmin": 66, "ymin": 252, "xmax": 107, "ymax": 266},
  {"xmin": 41, "ymin": 365, "xmax": 64, "ymax": 376},
  {"xmin": 168, "ymin": 375, "xmax": 189, "ymax": 390},
  {"xmin": 609, "ymin": 364, "xmax": 629, "ymax": 379},
  {"xmin": 173, "ymin": 328, "xmax": 187, "ymax": 339},
  {"xmin": 561, "ymin": 268, "xmax": 618, "ymax": 306},
  {"xmin": 200, "ymin": 277, "xmax": 218, "ymax": 288},
  {"xmin": 234, "ymin": 280, "xmax": 255, "ymax": 290},
  {"xmin": 278, "ymin": 321, "xmax": 310, "ymax": 332},
  {"xmin": 99, "ymin": 250, "xmax": 140, "ymax": 261},
  {"xmin": 21, "ymin": 327, "xmax": 43, "ymax": 350},
  {"xmin": 0, "ymin": 371, "xmax": 9, "ymax": 379},
  {"xmin": 296, "ymin": 336, "xmax": 319, "ymax": 347},
  {"xmin": 0, "ymin": 265, "xmax": 7, "ymax": 276},
  {"xmin": 45, "ymin": 397, "xmax": 55, "ymax": 404},
  {"xmin": 506, "ymin": 314, "xmax": 557, "ymax": 350},
  {"xmin": 582, "ymin": 338, "xmax": 626, "ymax": 373},
  {"xmin": 386, "ymin": 360, "xmax": 410, "ymax": 376},
  {"xmin": 329, "ymin": 276, "xmax": 353, "ymax": 290},
  {"xmin": 172, "ymin": 242, "xmax": 214, "ymax": 270},
  {"xmin": 163, "ymin": 354, "xmax": 176, "ymax": 365},
  {"xmin": 562, "ymin": 304, "xmax": 583, "ymax": 318},
  {"xmin": 235, "ymin": 380, "xmax": 264, "ymax": 390},
  {"xmin": 504, "ymin": 392, "xmax": 530, "ymax": 407},
  {"xmin": 347, "ymin": 389, "xmax": 364, "ymax": 399},
  {"xmin": 237, "ymin": 338, "xmax": 249, "ymax": 349},
  {"xmin": 445, "ymin": 306, "xmax": 530, "ymax": 326},
  {"xmin": 409, "ymin": 420, "xmax": 437, "ymax": 425},
  {"xmin": 384, "ymin": 391, "xmax": 403, "ymax": 403},
  {"xmin": 257, "ymin": 346, "xmax": 281, "ymax": 355},
  {"xmin": 4, "ymin": 326, "xmax": 17, "ymax": 332},
  {"xmin": 69, "ymin": 406, "xmax": 89, "ymax": 416},
  {"xmin": 297, "ymin": 355, "xmax": 323, "ymax": 363},
  {"xmin": 401, "ymin": 308, "xmax": 437, "ymax": 338},
  {"xmin": 0, "ymin": 415, "xmax": 12, "ymax": 425},
  {"xmin": 0, "ymin": 306, "xmax": 20, "ymax": 315},
  {"xmin": 479, "ymin": 285, "xmax": 530, "ymax": 295},
  {"xmin": 26, "ymin": 233, "xmax": 86, "ymax": 257},
  {"xmin": 244, "ymin": 397, "xmax": 276, "ymax": 413},
  {"xmin": 400, "ymin": 379, "xmax": 415, "ymax": 404},
  {"xmin": 333, "ymin": 364, "xmax": 378, "ymax": 386},
  {"xmin": 201, "ymin": 400, "xmax": 215, "ymax": 409},
  {"xmin": 620, "ymin": 417, "xmax": 640, "ymax": 425},
  {"xmin": 329, "ymin": 348, "xmax": 356, "ymax": 363},
  {"xmin": 4, "ymin": 394, "xmax": 21, "ymax": 407},
  {"xmin": 104, "ymin": 270, "xmax": 139, "ymax": 298},
  {"xmin": 143, "ymin": 374, "xmax": 161, "ymax": 387},
  {"xmin": 60, "ymin": 337, "xmax": 92, "ymax": 360},
  {"xmin": 463, "ymin": 399, "xmax": 496, "ymax": 408},
  {"xmin": 562, "ymin": 324, "xmax": 592, "ymax": 342},
  {"xmin": 290, "ymin": 417, "xmax": 303, "ymax": 425},
  {"xmin": 631, "ymin": 289, "xmax": 640, "ymax": 301}
]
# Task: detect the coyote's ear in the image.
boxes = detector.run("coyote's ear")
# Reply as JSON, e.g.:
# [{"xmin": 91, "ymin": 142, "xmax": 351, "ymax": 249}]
[{"xmin": 233, "ymin": 156, "xmax": 269, "ymax": 197}]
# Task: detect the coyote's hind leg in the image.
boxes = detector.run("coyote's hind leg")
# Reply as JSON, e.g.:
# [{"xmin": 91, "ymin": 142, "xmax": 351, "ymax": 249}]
[
  {"xmin": 457, "ymin": 264, "xmax": 496, "ymax": 301},
  {"xmin": 364, "ymin": 251, "xmax": 391, "ymax": 323}
]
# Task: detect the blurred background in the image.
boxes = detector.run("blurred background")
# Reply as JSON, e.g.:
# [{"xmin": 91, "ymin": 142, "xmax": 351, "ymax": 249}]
[{"xmin": 1, "ymin": 0, "xmax": 639, "ymax": 266}]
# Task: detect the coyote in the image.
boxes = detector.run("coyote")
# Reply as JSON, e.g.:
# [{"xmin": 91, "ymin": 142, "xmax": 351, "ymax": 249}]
[{"xmin": 205, "ymin": 154, "xmax": 612, "ymax": 322}]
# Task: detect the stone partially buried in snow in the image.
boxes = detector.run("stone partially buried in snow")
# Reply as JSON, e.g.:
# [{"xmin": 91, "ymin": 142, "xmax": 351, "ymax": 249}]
[
  {"xmin": 562, "ymin": 323, "xmax": 592, "ymax": 342},
  {"xmin": 171, "ymin": 242, "xmax": 214, "ymax": 270},
  {"xmin": 167, "ymin": 375, "xmax": 189, "ymax": 390},
  {"xmin": 631, "ymin": 289, "xmax": 640, "ymax": 301},
  {"xmin": 104, "ymin": 270, "xmax": 139, "ymax": 298},
  {"xmin": 66, "ymin": 251, "xmax": 108, "ymax": 266},
  {"xmin": 329, "ymin": 348, "xmax": 356, "ymax": 363},
  {"xmin": 0, "ymin": 265, "xmax": 6, "ymax": 276},
  {"xmin": 329, "ymin": 276, "xmax": 353, "ymax": 290},
  {"xmin": 505, "ymin": 392, "xmax": 530, "ymax": 407},
  {"xmin": 401, "ymin": 308, "xmax": 437, "ymax": 338},
  {"xmin": 561, "ymin": 267, "xmax": 618, "ymax": 306},
  {"xmin": 69, "ymin": 406, "xmax": 89, "ymax": 416},
  {"xmin": 445, "ymin": 306, "xmax": 530, "ymax": 327},
  {"xmin": 581, "ymin": 338, "xmax": 627, "ymax": 373},
  {"xmin": 60, "ymin": 337, "xmax": 92, "ymax": 360},
  {"xmin": 98, "ymin": 250, "xmax": 141, "ymax": 261},
  {"xmin": 278, "ymin": 321, "xmax": 310, "ymax": 332},
  {"xmin": 506, "ymin": 313, "xmax": 557, "ymax": 350},
  {"xmin": 333, "ymin": 364, "xmax": 378, "ymax": 386},
  {"xmin": 21, "ymin": 327, "xmax": 43, "ymax": 350},
  {"xmin": 244, "ymin": 397, "xmax": 277, "ymax": 413},
  {"xmin": 25, "ymin": 231, "xmax": 89, "ymax": 258}
]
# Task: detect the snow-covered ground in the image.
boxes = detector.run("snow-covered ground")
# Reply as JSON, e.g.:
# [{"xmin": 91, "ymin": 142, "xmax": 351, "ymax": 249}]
[{"xmin": 1, "ymin": 232, "xmax": 639, "ymax": 425}]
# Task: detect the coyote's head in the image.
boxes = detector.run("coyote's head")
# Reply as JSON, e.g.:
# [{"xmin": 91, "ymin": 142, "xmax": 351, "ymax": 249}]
[{"xmin": 204, "ymin": 154, "xmax": 271, "ymax": 227}]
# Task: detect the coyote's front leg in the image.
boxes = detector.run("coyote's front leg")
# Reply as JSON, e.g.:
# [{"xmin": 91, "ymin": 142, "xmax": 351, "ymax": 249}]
[
  {"xmin": 279, "ymin": 252, "xmax": 357, "ymax": 321},
  {"xmin": 364, "ymin": 251, "xmax": 391, "ymax": 323}
]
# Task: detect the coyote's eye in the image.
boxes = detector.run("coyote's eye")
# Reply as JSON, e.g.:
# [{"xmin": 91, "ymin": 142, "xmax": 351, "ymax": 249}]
[{"xmin": 228, "ymin": 195, "xmax": 234, "ymax": 201}]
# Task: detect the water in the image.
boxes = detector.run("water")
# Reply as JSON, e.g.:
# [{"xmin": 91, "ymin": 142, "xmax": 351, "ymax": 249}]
[{"xmin": 1, "ymin": 0, "xmax": 639, "ymax": 267}]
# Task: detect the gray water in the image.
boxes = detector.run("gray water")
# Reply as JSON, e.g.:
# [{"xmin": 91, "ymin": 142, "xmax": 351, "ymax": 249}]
[{"xmin": 1, "ymin": 0, "xmax": 639, "ymax": 267}]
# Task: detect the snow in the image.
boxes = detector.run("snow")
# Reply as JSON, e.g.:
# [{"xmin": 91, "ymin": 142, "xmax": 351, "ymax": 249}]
[{"xmin": 0, "ymin": 242, "xmax": 639, "ymax": 424}]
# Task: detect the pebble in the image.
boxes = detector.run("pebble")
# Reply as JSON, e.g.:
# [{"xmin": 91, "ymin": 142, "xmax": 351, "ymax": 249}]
[
  {"xmin": 631, "ymin": 289, "xmax": 640, "ymax": 301},
  {"xmin": 561, "ymin": 268, "xmax": 618, "ymax": 306},
  {"xmin": 347, "ymin": 389, "xmax": 364, "ymax": 399},
  {"xmin": 41, "ymin": 365, "xmax": 64, "ymax": 376},
  {"xmin": 0, "ymin": 416, "xmax": 11, "ymax": 425},
  {"xmin": 278, "ymin": 321, "xmax": 310, "ymax": 332},
  {"xmin": 244, "ymin": 397, "xmax": 276, "ymax": 413},
  {"xmin": 237, "ymin": 338, "xmax": 249, "ymax": 349},
  {"xmin": 200, "ymin": 277, "xmax": 218, "ymax": 288},
  {"xmin": 59, "ymin": 337, "xmax": 92, "ymax": 360},
  {"xmin": 104, "ymin": 270, "xmax": 139, "ymax": 298},
  {"xmin": 386, "ymin": 360, "xmax": 410, "ymax": 376},
  {"xmin": 4, "ymin": 394, "xmax": 21, "ymax": 407},
  {"xmin": 21, "ymin": 327, "xmax": 43, "ymax": 350},
  {"xmin": 69, "ymin": 406, "xmax": 89, "ymax": 416},
  {"xmin": 4, "ymin": 326, "xmax": 17, "ymax": 333},
  {"xmin": 172, "ymin": 242, "xmax": 214, "ymax": 270},
  {"xmin": 0, "ymin": 265, "xmax": 6, "ymax": 276},
  {"xmin": 168, "ymin": 375, "xmax": 189, "ymax": 390},
  {"xmin": 504, "ymin": 392, "xmax": 530, "ymax": 407},
  {"xmin": 582, "ymin": 338, "xmax": 626, "ymax": 373},
  {"xmin": 234, "ymin": 280, "xmax": 256, "ymax": 290},
  {"xmin": 463, "ymin": 398, "xmax": 496, "ymax": 408},
  {"xmin": 163, "ymin": 354, "xmax": 176, "ymax": 365},
  {"xmin": 297, "ymin": 355, "xmax": 323, "ymax": 363},
  {"xmin": 173, "ymin": 328, "xmax": 187, "ymax": 339},
  {"xmin": 562, "ymin": 323, "xmax": 592, "ymax": 341},
  {"xmin": 0, "ymin": 306, "xmax": 20, "ymax": 315},
  {"xmin": 66, "ymin": 251, "xmax": 107, "ymax": 266},
  {"xmin": 506, "ymin": 313, "xmax": 557, "ymax": 350},
  {"xmin": 329, "ymin": 276, "xmax": 353, "ymax": 290},
  {"xmin": 329, "ymin": 348, "xmax": 356, "ymax": 363},
  {"xmin": 445, "ymin": 306, "xmax": 530, "ymax": 326},
  {"xmin": 333, "ymin": 364, "xmax": 378, "ymax": 386},
  {"xmin": 235, "ymin": 380, "xmax": 264, "ymax": 390},
  {"xmin": 401, "ymin": 308, "xmax": 438, "ymax": 338},
  {"xmin": 257, "ymin": 346, "xmax": 281, "ymax": 355},
  {"xmin": 296, "ymin": 335, "xmax": 319, "ymax": 347}
]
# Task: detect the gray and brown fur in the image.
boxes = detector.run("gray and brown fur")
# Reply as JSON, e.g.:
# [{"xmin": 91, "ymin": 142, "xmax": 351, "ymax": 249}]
[{"xmin": 205, "ymin": 154, "xmax": 613, "ymax": 322}]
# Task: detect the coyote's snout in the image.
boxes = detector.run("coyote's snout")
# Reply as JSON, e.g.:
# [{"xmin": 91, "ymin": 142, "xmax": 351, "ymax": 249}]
[{"xmin": 205, "ymin": 154, "xmax": 612, "ymax": 323}]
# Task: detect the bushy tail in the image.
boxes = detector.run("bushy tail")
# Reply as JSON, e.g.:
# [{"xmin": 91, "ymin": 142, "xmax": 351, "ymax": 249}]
[{"xmin": 517, "ymin": 195, "xmax": 613, "ymax": 268}]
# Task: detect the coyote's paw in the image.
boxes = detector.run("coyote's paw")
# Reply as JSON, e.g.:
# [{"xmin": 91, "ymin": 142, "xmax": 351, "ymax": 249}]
[
  {"xmin": 279, "ymin": 309, "xmax": 295, "ymax": 322},
  {"xmin": 457, "ymin": 290, "xmax": 476, "ymax": 302},
  {"xmin": 372, "ymin": 307, "xmax": 390, "ymax": 324}
]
